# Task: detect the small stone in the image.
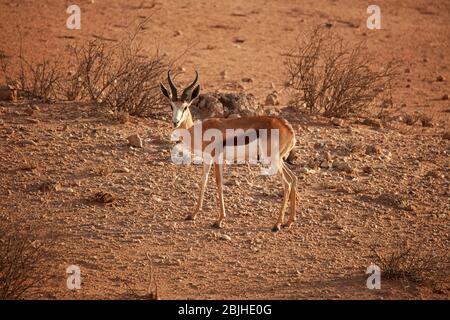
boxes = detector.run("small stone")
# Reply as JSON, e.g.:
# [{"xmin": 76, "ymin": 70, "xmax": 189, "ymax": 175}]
[
  {"xmin": 365, "ymin": 144, "xmax": 381, "ymax": 155},
  {"xmin": 23, "ymin": 108, "xmax": 34, "ymax": 116},
  {"xmin": 0, "ymin": 84, "xmax": 17, "ymax": 101},
  {"xmin": 402, "ymin": 203, "xmax": 416, "ymax": 212},
  {"xmin": 436, "ymin": 75, "xmax": 445, "ymax": 82},
  {"xmin": 362, "ymin": 118, "xmax": 383, "ymax": 129},
  {"xmin": 218, "ymin": 233, "xmax": 231, "ymax": 241},
  {"xmin": 18, "ymin": 139, "xmax": 37, "ymax": 146},
  {"xmin": 442, "ymin": 94, "xmax": 449, "ymax": 100},
  {"xmin": 265, "ymin": 108, "xmax": 280, "ymax": 116},
  {"xmin": 443, "ymin": 132, "xmax": 450, "ymax": 140},
  {"xmin": 321, "ymin": 213, "xmax": 336, "ymax": 221},
  {"xmin": 320, "ymin": 160, "xmax": 331, "ymax": 169},
  {"xmin": 241, "ymin": 77, "xmax": 253, "ymax": 83},
  {"xmin": 265, "ymin": 93, "xmax": 279, "ymax": 106},
  {"xmin": 152, "ymin": 195, "xmax": 162, "ymax": 202},
  {"xmin": 332, "ymin": 160, "xmax": 353, "ymax": 173},
  {"xmin": 219, "ymin": 70, "xmax": 227, "ymax": 80},
  {"xmin": 233, "ymin": 37, "xmax": 246, "ymax": 44},
  {"xmin": 362, "ymin": 166, "xmax": 374, "ymax": 174},
  {"xmin": 298, "ymin": 167, "xmax": 310, "ymax": 174},
  {"xmin": 127, "ymin": 134, "xmax": 143, "ymax": 148},
  {"xmin": 331, "ymin": 117, "xmax": 344, "ymax": 126}
]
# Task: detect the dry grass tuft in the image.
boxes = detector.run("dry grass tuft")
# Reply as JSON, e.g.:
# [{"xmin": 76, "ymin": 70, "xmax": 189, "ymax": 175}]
[
  {"xmin": 369, "ymin": 239, "xmax": 449, "ymax": 293},
  {"xmin": 0, "ymin": 220, "xmax": 54, "ymax": 299}
]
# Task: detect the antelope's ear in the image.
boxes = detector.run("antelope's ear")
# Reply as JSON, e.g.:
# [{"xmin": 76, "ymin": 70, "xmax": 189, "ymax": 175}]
[
  {"xmin": 190, "ymin": 84, "xmax": 200, "ymax": 103},
  {"xmin": 160, "ymin": 83, "xmax": 171, "ymax": 100}
]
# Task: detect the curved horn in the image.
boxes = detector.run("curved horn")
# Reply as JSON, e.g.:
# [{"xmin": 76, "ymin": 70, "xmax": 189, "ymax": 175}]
[
  {"xmin": 167, "ymin": 70, "xmax": 178, "ymax": 100},
  {"xmin": 181, "ymin": 70, "xmax": 199, "ymax": 100}
]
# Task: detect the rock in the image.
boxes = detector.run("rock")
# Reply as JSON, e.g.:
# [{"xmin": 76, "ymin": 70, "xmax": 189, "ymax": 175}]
[
  {"xmin": 331, "ymin": 117, "xmax": 344, "ymax": 126},
  {"xmin": 402, "ymin": 203, "xmax": 416, "ymax": 212},
  {"xmin": 321, "ymin": 212, "xmax": 336, "ymax": 221},
  {"xmin": 17, "ymin": 139, "xmax": 37, "ymax": 147},
  {"xmin": 320, "ymin": 160, "xmax": 331, "ymax": 169},
  {"xmin": 219, "ymin": 70, "xmax": 227, "ymax": 80},
  {"xmin": 323, "ymin": 151, "xmax": 332, "ymax": 161},
  {"xmin": 265, "ymin": 92, "xmax": 279, "ymax": 106},
  {"xmin": 193, "ymin": 94, "xmax": 224, "ymax": 118},
  {"xmin": 191, "ymin": 92, "xmax": 263, "ymax": 119},
  {"xmin": 218, "ymin": 233, "xmax": 232, "ymax": 241},
  {"xmin": 436, "ymin": 75, "xmax": 445, "ymax": 82},
  {"xmin": 286, "ymin": 148, "xmax": 300, "ymax": 165},
  {"xmin": 241, "ymin": 77, "xmax": 253, "ymax": 83},
  {"xmin": 362, "ymin": 165, "xmax": 374, "ymax": 174},
  {"xmin": 23, "ymin": 108, "xmax": 34, "ymax": 116},
  {"xmin": 332, "ymin": 160, "xmax": 353, "ymax": 173},
  {"xmin": 233, "ymin": 37, "xmax": 246, "ymax": 44},
  {"xmin": 127, "ymin": 134, "xmax": 143, "ymax": 148},
  {"xmin": 0, "ymin": 84, "xmax": 17, "ymax": 102},
  {"xmin": 442, "ymin": 94, "xmax": 449, "ymax": 100},
  {"xmin": 265, "ymin": 107, "xmax": 280, "ymax": 116},
  {"xmin": 365, "ymin": 144, "xmax": 381, "ymax": 155},
  {"xmin": 443, "ymin": 132, "xmax": 450, "ymax": 140},
  {"xmin": 152, "ymin": 195, "xmax": 162, "ymax": 202},
  {"xmin": 298, "ymin": 167, "xmax": 310, "ymax": 174},
  {"xmin": 115, "ymin": 167, "xmax": 130, "ymax": 173},
  {"xmin": 173, "ymin": 30, "xmax": 182, "ymax": 37},
  {"xmin": 362, "ymin": 118, "xmax": 383, "ymax": 129}
]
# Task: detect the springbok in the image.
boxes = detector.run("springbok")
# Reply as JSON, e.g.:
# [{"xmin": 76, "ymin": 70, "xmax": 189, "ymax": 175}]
[{"xmin": 160, "ymin": 71, "xmax": 297, "ymax": 232}]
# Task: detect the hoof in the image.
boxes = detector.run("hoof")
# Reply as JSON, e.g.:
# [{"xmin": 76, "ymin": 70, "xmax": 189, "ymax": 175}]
[
  {"xmin": 271, "ymin": 225, "xmax": 281, "ymax": 232},
  {"xmin": 212, "ymin": 221, "xmax": 222, "ymax": 229},
  {"xmin": 185, "ymin": 215, "xmax": 196, "ymax": 221},
  {"xmin": 282, "ymin": 221, "xmax": 294, "ymax": 229}
]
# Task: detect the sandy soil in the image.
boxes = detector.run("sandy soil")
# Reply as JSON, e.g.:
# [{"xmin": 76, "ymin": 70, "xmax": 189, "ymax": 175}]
[{"xmin": 0, "ymin": 0, "xmax": 449, "ymax": 299}]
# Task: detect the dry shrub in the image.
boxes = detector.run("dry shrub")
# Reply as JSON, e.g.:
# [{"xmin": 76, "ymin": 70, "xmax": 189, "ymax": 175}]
[
  {"xmin": 0, "ymin": 220, "xmax": 53, "ymax": 299},
  {"xmin": 0, "ymin": 45, "xmax": 62, "ymax": 102},
  {"xmin": 370, "ymin": 239, "xmax": 449, "ymax": 292},
  {"xmin": 1, "ymin": 17, "xmax": 178, "ymax": 118},
  {"xmin": 285, "ymin": 25, "xmax": 399, "ymax": 118},
  {"xmin": 68, "ymin": 19, "xmax": 169, "ymax": 117}
]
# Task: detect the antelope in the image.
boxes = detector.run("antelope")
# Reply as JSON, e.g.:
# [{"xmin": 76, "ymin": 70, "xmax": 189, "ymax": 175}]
[{"xmin": 160, "ymin": 70, "xmax": 298, "ymax": 232}]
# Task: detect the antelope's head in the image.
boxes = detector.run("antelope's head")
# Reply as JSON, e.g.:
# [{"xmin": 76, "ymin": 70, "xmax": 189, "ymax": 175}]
[{"xmin": 160, "ymin": 70, "xmax": 200, "ymax": 128}]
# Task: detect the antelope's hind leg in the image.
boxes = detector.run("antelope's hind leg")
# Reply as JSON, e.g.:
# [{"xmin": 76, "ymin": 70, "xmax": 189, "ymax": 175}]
[
  {"xmin": 212, "ymin": 162, "xmax": 226, "ymax": 228},
  {"xmin": 282, "ymin": 162, "xmax": 297, "ymax": 228},
  {"xmin": 272, "ymin": 164, "xmax": 291, "ymax": 232},
  {"xmin": 186, "ymin": 160, "xmax": 212, "ymax": 221}
]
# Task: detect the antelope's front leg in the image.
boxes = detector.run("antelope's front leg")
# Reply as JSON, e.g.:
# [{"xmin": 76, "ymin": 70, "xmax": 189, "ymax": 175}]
[
  {"xmin": 186, "ymin": 160, "xmax": 212, "ymax": 221},
  {"xmin": 212, "ymin": 162, "xmax": 226, "ymax": 228}
]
